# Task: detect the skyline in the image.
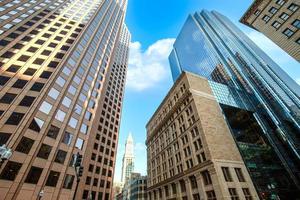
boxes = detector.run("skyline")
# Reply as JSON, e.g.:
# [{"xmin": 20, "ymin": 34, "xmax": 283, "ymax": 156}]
[{"xmin": 114, "ymin": 0, "xmax": 300, "ymax": 182}]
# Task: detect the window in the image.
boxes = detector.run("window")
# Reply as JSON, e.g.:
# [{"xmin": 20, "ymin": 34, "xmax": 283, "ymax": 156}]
[
  {"xmin": 235, "ymin": 168, "xmax": 245, "ymax": 182},
  {"xmin": 272, "ymin": 21, "xmax": 281, "ymax": 29},
  {"xmin": 25, "ymin": 166, "xmax": 43, "ymax": 184},
  {"xmin": 47, "ymin": 125, "xmax": 60, "ymax": 139},
  {"xmin": 46, "ymin": 171, "xmax": 60, "ymax": 187},
  {"xmin": 222, "ymin": 167, "xmax": 233, "ymax": 182},
  {"xmin": 29, "ymin": 117, "xmax": 44, "ymax": 132},
  {"xmin": 24, "ymin": 68, "xmax": 37, "ymax": 76},
  {"xmin": 296, "ymin": 38, "xmax": 300, "ymax": 45},
  {"xmin": 189, "ymin": 176, "xmax": 197, "ymax": 189},
  {"xmin": 228, "ymin": 188, "xmax": 239, "ymax": 200},
  {"xmin": 206, "ymin": 190, "xmax": 216, "ymax": 200},
  {"xmin": 27, "ymin": 47, "xmax": 38, "ymax": 53},
  {"xmin": 37, "ymin": 144, "xmax": 52, "ymax": 159},
  {"xmin": 16, "ymin": 137, "xmax": 34, "ymax": 154},
  {"xmin": 55, "ymin": 109, "xmax": 66, "ymax": 121},
  {"xmin": 62, "ymin": 97, "xmax": 71, "ymax": 107},
  {"xmin": 75, "ymin": 138, "xmax": 84, "ymax": 150},
  {"xmin": 0, "ymin": 132, "xmax": 11, "ymax": 145},
  {"xmin": 42, "ymin": 50, "xmax": 51, "ymax": 56},
  {"xmin": 288, "ymin": 3, "xmax": 299, "ymax": 12},
  {"xmin": 56, "ymin": 76, "xmax": 65, "ymax": 87},
  {"xmin": 283, "ymin": 28, "xmax": 294, "ymax": 37},
  {"xmin": 6, "ymin": 112, "xmax": 24, "ymax": 125},
  {"xmin": 242, "ymin": 188, "xmax": 252, "ymax": 200},
  {"xmin": 201, "ymin": 170, "xmax": 212, "ymax": 185},
  {"xmin": 33, "ymin": 58, "xmax": 45, "ymax": 65},
  {"xmin": 292, "ymin": 19, "xmax": 300, "ymax": 29},
  {"xmin": 0, "ymin": 161, "xmax": 22, "ymax": 180},
  {"xmin": 40, "ymin": 71, "xmax": 52, "ymax": 79},
  {"xmin": 279, "ymin": 12, "xmax": 289, "ymax": 21},
  {"xmin": 39, "ymin": 101, "xmax": 52, "ymax": 114},
  {"xmin": 62, "ymin": 132, "xmax": 73, "ymax": 146},
  {"xmin": 269, "ymin": 7, "xmax": 278, "ymax": 14},
  {"xmin": 276, "ymin": 0, "xmax": 285, "ymax": 6},
  {"xmin": 0, "ymin": 93, "xmax": 17, "ymax": 104},
  {"xmin": 48, "ymin": 88, "xmax": 60, "ymax": 100},
  {"xmin": 18, "ymin": 55, "xmax": 30, "ymax": 62},
  {"xmin": 48, "ymin": 61, "xmax": 59, "ymax": 68},
  {"xmin": 19, "ymin": 96, "xmax": 35, "ymax": 107},
  {"xmin": 80, "ymin": 124, "xmax": 88, "ymax": 134},
  {"xmin": 7, "ymin": 64, "xmax": 20, "ymax": 72},
  {"xmin": 0, "ymin": 75, "xmax": 10, "ymax": 85},
  {"xmin": 12, "ymin": 79, "xmax": 28, "ymax": 88},
  {"xmin": 63, "ymin": 175, "xmax": 74, "ymax": 189},
  {"xmin": 262, "ymin": 15, "xmax": 270, "ymax": 22},
  {"xmin": 55, "ymin": 150, "xmax": 67, "ymax": 164},
  {"xmin": 30, "ymin": 82, "xmax": 44, "ymax": 91},
  {"xmin": 68, "ymin": 117, "xmax": 78, "ymax": 128}
]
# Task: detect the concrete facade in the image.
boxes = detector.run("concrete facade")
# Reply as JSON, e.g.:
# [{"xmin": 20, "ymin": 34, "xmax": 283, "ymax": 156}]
[
  {"xmin": 146, "ymin": 72, "xmax": 258, "ymax": 200},
  {"xmin": 240, "ymin": 0, "xmax": 300, "ymax": 62}
]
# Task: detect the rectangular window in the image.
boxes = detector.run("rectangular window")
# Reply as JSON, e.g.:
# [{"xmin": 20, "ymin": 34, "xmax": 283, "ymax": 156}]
[
  {"xmin": 37, "ymin": 144, "xmax": 52, "ymax": 159},
  {"xmin": 0, "ymin": 93, "xmax": 17, "ymax": 104},
  {"xmin": 63, "ymin": 174, "xmax": 74, "ymax": 189},
  {"xmin": 235, "ymin": 168, "xmax": 246, "ymax": 182},
  {"xmin": 19, "ymin": 96, "xmax": 35, "ymax": 107},
  {"xmin": 47, "ymin": 125, "xmax": 60, "ymax": 139},
  {"xmin": 288, "ymin": 3, "xmax": 299, "ymax": 12},
  {"xmin": 0, "ymin": 161, "xmax": 22, "ymax": 180},
  {"xmin": 46, "ymin": 171, "xmax": 60, "ymax": 187},
  {"xmin": 75, "ymin": 138, "xmax": 84, "ymax": 149},
  {"xmin": 283, "ymin": 28, "xmax": 294, "ymax": 37},
  {"xmin": 62, "ymin": 132, "xmax": 73, "ymax": 146},
  {"xmin": 6, "ymin": 112, "xmax": 25, "ymax": 125},
  {"xmin": 201, "ymin": 170, "xmax": 212, "ymax": 185},
  {"xmin": 279, "ymin": 12, "xmax": 289, "ymax": 21},
  {"xmin": 292, "ymin": 19, "xmax": 300, "ymax": 29},
  {"xmin": 222, "ymin": 167, "xmax": 233, "ymax": 182},
  {"xmin": 54, "ymin": 150, "xmax": 67, "ymax": 164},
  {"xmin": 276, "ymin": 0, "xmax": 285, "ymax": 6},
  {"xmin": 0, "ymin": 132, "xmax": 11, "ymax": 145},
  {"xmin": 29, "ymin": 117, "xmax": 44, "ymax": 132},
  {"xmin": 25, "ymin": 166, "xmax": 43, "ymax": 184},
  {"xmin": 272, "ymin": 21, "xmax": 281, "ymax": 29},
  {"xmin": 228, "ymin": 188, "xmax": 239, "ymax": 200},
  {"xmin": 262, "ymin": 15, "xmax": 270, "ymax": 22},
  {"xmin": 269, "ymin": 7, "xmax": 278, "ymax": 14},
  {"xmin": 12, "ymin": 79, "xmax": 28, "ymax": 88},
  {"xmin": 16, "ymin": 137, "xmax": 34, "ymax": 154},
  {"xmin": 242, "ymin": 188, "xmax": 253, "ymax": 200},
  {"xmin": 206, "ymin": 190, "xmax": 216, "ymax": 200}
]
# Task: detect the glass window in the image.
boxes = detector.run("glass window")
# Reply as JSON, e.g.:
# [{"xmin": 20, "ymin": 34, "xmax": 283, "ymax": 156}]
[
  {"xmin": 222, "ymin": 167, "xmax": 233, "ymax": 182},
  {"xmin": 201, "ymin": 170, "xmax": 212, "ymax": 185},
  {"xmin": 39, "ymin": 101, "xmax": 52, "ymax": 114},
  {"xmin": 63, "ymin": 174, "xmax": 74, "ymax": 189},
  {"xmin": 30, "ymin": 82, "xmax": 44, "ymax": 91},
  {"xmin": 0, "ymin": 161, "xmax": 22, "ymax": 180},
  {"xmin": 292, "ymin": 19, "xmax": 300, "ymax": 29},
  {"xmin": 54, "ymin": 150, "xmax": 67, "ymax": 164},
  {"xmin": 62, "ymin": 132, "xmax": 73, "ymax": 146},
  {"xmin": 48, "ymin": 88, "xmax": 59, "ymax": 100},
  {"xmin": 262, "ymin": 15, "xmax": 270, "ymax": 22},
  {"xmin": 16, "ymin": 137, "xmax": 34, "ymax": 154},
  {"xmin": 12, "ymin": 79, "xmax": 28, "ymax": 88},
  {"xmin": 25, "ymin": 166, "xmax": 43, "ymax": 184},
  {"xmin": 269, "ymin": 7, "xmax": 278, "ymax": 14},
  {"xmin": 47, "ymin": 125, "xmax": 60, "ymax": 139},
  {"xmin": 80, "ymin": 124, "xmax": 88, "ymax": 134},
  {"xmin": 0, "ymin": 93, "xmax": 17, "ymax": 104},
  {"xmin": 29, "ymin": 117, "xmax": 44, "ymax": 132},
  {"xmin": 242, "ymin": 188, "xmax": 252, "ymax": 200},
  {"xmin": 276, "ymin": 0, "xmax": 285, "ymax": 6},
  {"xmin": 0, "ymin": 132, "xmax": 11, "ymax": 145},
  {"xmin": 68, "ymin": 117, "xmax": 78, "ymax": 128},
  {"xmin": 272, "ymin": 21, "xmax": 281, "ymax": 29},
  {"xmin": 6, "ymin": 112, "xmax": 24, "ymax": 125},
  {"xmin": 19, "ymin": 96, "xmax": 35, "ymax": 107},
  {"xmin": 46, "ymin": 171, "xmax": 60, "ymax": 187},
  {"xmin": 37, "ymin": 144, "xmax": 52, "ymax": 159},
  {"xmin": 296, "ymin": 38, "xmax": 300, "ymax": 45},
  {"xmin": 62, "ymin": 97, "xmax": 72, "ymax": 108},
  {"xmin": 85, "ymin": 111, "xmax": 92, "ymax": 121},
  {"xmin": 55, "ymin": 109, "xmax": 66, "ymax": 121},
  {"xmin": 74, "ymin": 104, "xmax": 82, "ymax": 114},
  {"xmin": 283, "ymin": 28, "xmax": 294, "ymax": 37},
  {"xmin": 68, "ymin": 85, "xmax": 77, "ymax": 95},
  {"xmin": 228, "ymin": 188, "xmax": 239, "ymax": 200},
  {"xmin": 56, "ymin": 76, "xmax": 65, "ymax": 87},
  {"xmin": 288, "ymin": 3, "xmax": 299, "ymax": 12},
  {"xmin": 75, "ymin": 138, "xmax": 84, "ymax": 150},
  {"xmin": 235, "ymin": 168, "xmax": 246, "ymax": 182},
  {"xmin": 279, "ymin": 12, "xmax": 289, "ymax": 20}
]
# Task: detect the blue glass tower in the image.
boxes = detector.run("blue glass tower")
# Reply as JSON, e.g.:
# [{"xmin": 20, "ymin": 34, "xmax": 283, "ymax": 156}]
[{"xmin": 169, "ymin": 10, "xmax": 300, "ymax": 199}]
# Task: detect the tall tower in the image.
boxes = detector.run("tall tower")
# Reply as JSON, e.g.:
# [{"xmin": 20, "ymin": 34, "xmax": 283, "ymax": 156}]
[
  {"xmin": 0, "ymin": 0, "xmax": 130, "ymax": 200},
  {"xmin": 169, "ymin": 10, "xmax": 300, "ymax": 199},
  {"xmin": 121, "ymin": 133, "xmax": 134, "ymax": 184}
]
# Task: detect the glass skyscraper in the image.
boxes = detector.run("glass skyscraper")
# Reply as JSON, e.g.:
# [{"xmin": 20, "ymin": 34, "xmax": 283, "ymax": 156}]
[
  {"xmin": 0, "ymin": 0, "xmax": 130, "ymax": 199},
  {"xmin": 169, "ymin": 10, "xmax": 300, "ymax": 199}
]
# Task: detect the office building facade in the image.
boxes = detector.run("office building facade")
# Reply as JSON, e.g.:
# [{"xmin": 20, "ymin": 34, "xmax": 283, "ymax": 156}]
[
  {"xmin": 169, "ymin": 10, "xmax": 300, "ymax": 199},
  {"xmin": 146, "ymin": 72, "xmax": 258, "ymax": 200},
  {"xmin": 0, "ymin": 0, "xmax": 130, "ymax": 199},
  {"xmin": 240, "ymin": 0, "xmax": 300, "ymax": 62}
]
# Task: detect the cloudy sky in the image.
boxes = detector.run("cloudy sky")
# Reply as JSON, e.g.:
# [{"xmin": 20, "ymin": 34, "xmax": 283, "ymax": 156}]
[{"xmin": 114, "ymin": 0, "xmax": 300, "ymax": 182}]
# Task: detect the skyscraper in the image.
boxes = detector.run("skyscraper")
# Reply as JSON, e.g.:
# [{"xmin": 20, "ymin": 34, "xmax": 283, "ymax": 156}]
[
  {"xmin": 169, "ymin": 10, "xmax": 300, "ymax": 199},
  {"xmin": 121, "ymin": 133, "xmax": 134, "ymax": 184},
  {"xmin": 240, "ymin": 0, "xmax": 300, "ymax": 62},
  {"xmin": 0, "ymin": 0, "xmax": 130, "ymax": 199}
]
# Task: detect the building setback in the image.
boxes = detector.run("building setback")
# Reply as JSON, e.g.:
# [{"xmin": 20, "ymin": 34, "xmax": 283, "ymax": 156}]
[
  {"xmin": 146, "ymin": 72, "xmax": 258, "ymax": 200},
  {"xmin": 169, "ymin": 10, "xmax": 300, "ymax": 199},
  {"xmin": 240, "ymin": 0, "xmax": 300, "ymax": 62},
  {"xmin": 121, "ymin": 133, "xmax": 134, "ymax": 184},
  {"xmin": 0, "ymin": 0, "xmax": 130, "ymax": 200}
]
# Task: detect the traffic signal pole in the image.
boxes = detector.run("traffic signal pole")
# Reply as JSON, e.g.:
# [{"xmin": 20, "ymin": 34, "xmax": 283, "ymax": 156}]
[{"xmin": 72, "ymin": 153, "xmax": 83, "ymax": 200}]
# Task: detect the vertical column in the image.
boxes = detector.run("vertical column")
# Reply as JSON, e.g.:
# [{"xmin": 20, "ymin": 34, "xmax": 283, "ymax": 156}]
[
  {"xmin": 195, "ymin": 172, "xmax": 205, "ymax": 200},
  {"xmin": 184, "ymin": 177, "xmax": 193, "ymax": 199}
]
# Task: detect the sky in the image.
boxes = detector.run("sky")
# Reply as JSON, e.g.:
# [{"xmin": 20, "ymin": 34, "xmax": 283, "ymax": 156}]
[{"xmin": 114, "ymin": 0, "xmax": 300, "ymax": 182}]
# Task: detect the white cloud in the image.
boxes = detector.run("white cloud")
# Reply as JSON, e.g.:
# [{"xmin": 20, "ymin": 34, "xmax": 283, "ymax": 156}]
[{"xmin": 126, "ymin": 38, "xmax": 175, "ymax": 91}]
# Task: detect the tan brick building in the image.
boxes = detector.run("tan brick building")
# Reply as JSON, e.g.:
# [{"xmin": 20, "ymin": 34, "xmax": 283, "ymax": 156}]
[
  {"xmin": 240, "ymin": 0, "xmax": 300, "ymax": 62},
  {"xmin": 146, "ymin": 72, "xmax": 258, "ymax": 200},
  {"xmin": 0, "ymin": 0, "xmax": 130, "ymax": 199}
]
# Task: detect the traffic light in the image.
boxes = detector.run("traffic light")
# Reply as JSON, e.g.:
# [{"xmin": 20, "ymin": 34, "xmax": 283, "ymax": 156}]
[
  {"xmin": 78, "ymin": 166, "xmax": 84, "ymax": 177},
  {"xmin": 75, "ymin": 153, "xmax": 82, "ymax": 167}
]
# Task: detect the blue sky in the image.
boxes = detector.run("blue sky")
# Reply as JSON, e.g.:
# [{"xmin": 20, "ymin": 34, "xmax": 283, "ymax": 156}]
[{"xmin": 114, "ymin": 0, "xmax": 300, "ymax": 182}]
